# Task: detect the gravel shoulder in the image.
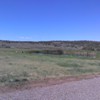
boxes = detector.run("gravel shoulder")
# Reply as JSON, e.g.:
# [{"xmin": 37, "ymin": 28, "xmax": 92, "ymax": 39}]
[{"xmin": 0, "ymin": 75, "xmax": 100, "ymax": 100}]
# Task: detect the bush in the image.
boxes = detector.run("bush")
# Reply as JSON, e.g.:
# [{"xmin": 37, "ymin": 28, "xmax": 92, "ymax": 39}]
[{"xmin": 28, "ymin": 49, "xmax": 64, "ymax": 55}]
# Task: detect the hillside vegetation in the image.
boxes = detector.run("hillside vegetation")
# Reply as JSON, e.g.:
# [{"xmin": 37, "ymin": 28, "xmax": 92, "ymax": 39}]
[
  {"xmin": 0, "ymin": 40, "xmax": 100, "ymax": 86},
  {"xmin": 0, "ymin": 48, "xmax": 100, "ymax": 86},
  {"xmin": 0, "ymin": 40, "xmax": 100, "ymax": 51}
]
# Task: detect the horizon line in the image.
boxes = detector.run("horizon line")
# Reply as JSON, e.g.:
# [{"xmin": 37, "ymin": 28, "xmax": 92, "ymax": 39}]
[{"xmin": 0, "ymin": 39, "xmax": 100, "ymax": 42}]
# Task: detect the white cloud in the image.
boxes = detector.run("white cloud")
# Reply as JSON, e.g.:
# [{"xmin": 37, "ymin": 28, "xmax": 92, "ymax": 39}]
[{"xmin": 19, "ymin": 36, "xmax": 32, "ymax": 40}]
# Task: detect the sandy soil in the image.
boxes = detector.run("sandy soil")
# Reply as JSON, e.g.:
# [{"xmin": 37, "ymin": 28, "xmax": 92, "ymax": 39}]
[
  {"xmin": 0, "ymin": 74, "xmax": 100, "ymax": 93},
  {"xmin": 0, "ymin": 75, "xmax": 100, "ymax": 100}
]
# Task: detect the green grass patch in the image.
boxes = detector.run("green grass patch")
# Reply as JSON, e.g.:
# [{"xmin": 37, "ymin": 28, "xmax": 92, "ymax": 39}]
[{"xmin": 0, "ymin": 48, "xmax": 100, "ymax": 86}]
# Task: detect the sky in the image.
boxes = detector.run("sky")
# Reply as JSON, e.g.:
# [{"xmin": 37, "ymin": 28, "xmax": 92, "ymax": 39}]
[{"xmin": 0, "ymin": 0, "xmax": 100, "ymax": 41}]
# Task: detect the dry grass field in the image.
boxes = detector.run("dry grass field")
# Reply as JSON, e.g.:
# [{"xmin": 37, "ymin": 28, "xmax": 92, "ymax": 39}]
[{"xmin": 0, "ymin": 48, "xmax": 100, "ymax": 86}]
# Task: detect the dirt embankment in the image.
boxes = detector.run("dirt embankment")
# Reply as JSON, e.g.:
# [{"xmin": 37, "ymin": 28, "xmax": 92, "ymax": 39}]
[
  {"xmin": 0, "ymin": 73, "xmax": 100, "ymax": 93},
  {"xmin": 0, "ymin": 74, "xmax": 100, "ymax": 100}
]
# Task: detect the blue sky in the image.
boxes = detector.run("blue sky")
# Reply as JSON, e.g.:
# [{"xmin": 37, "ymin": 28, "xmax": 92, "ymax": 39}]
[{"xmin": 0, "ymin": 0, "xmax": 100, "ymax": 41}]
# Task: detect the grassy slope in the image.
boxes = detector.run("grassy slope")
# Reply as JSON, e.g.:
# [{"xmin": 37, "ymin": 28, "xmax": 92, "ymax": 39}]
[{"xmin": 0, "ymin": 48, "xmax": 100, "ymax": 86}]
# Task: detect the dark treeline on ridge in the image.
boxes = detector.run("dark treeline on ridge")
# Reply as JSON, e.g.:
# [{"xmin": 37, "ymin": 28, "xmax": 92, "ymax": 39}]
[{"xmin": 0, "ymin": 40, "xmax": 100, "ymax": 51}]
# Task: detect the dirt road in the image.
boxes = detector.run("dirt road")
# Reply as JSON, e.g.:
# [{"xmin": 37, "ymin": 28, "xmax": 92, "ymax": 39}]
[{"xmin": 0, "ymin": 77, "xmax": 100, "ymax": 100}]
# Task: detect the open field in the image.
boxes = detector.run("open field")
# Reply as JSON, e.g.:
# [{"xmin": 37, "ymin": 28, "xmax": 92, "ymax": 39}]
[{"xmin": 0, "ymin": 48, "xmax": 100, "ymax": 86}]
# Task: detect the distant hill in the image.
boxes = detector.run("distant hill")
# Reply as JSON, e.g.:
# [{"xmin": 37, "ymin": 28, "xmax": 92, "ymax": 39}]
[{"xmin": 0, "ymin": 40, "xmax": 100, "ymax": 51}]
